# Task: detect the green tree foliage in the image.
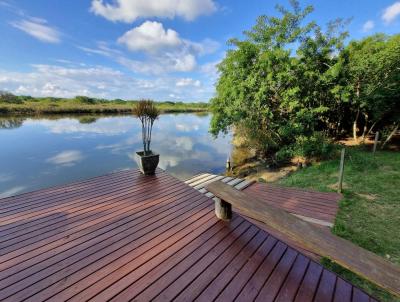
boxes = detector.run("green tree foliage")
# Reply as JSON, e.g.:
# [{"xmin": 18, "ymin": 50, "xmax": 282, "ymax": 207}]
[
  {"xmin": 210, "ymin": 1, "xmax": 345, "ymax": 161},
  {"xmin": 210, "ymin": 0, "xmax": 400, "ymax": 161},
  {"xmin": 0, "ymin": 91, "xmax": 22, "ymax": 104},
  {"xmin": 74, "ymin": 96, "xmax": 97, "ymax": 104},
  {"xmin": 344, "ymin": 34, "xmax": 400, "ymax": 141}
]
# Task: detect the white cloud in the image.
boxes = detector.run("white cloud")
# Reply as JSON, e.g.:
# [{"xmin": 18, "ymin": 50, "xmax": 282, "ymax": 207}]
[
  {"xmin": 362, "ymin": 20, "xmax": 375, "ymax": 32},
  {"xmin": 157, "ymin": 155, "xmax": 180, "ymax": 169},
  {"xmin": 96, "ymin": 137, "xmax": 139, "ymax": 154},
  {"xmin": 31, "ymin": 117, "xmax": 136, "ymax": 135},
  {"xmin": 11, "ymin": 18, "xmax": 61, "ymax": 43},
  {"xmin": 78, "ymin": 41, "xmax": 123, "ymax": 57},
  {"xmin": 0, "ymin": 64, "xmax": 132, "ymax": 98},
  {"xmin": 0, "ymin": 62, "xmax": 214, "ymax": 101},
  {"xmin": 78, "ymin": 46, "xmax": 113, "ymax": 57},
  {"xmin": 0, "ymin": 186, "xmax": 26, "ymax": 198},
  {"xmin": 117, "ymin": 48, "xmax": 197, "ymax": 74},
  {"xmin": 187, "ymin": 39, "xmax": 220, "ymax": 56},
  {"xmin": 118, "ymin": 21, "xmax": 181, "ymax": 52},
  {"xmin": 171, "ymin": 54, "xmax": 197, "ymax": 72},
  {"xmin": 76, "ymin": 23, "xmax": 219, "ymax": 76},
  {"xmin": 90, "ymin": 0, "xmax": 217, "ymax": 22},
  {"xmin": 175, "ymin": 136, "xmax": 194, "ymax": 151},
  {"xmin": 118, "ymin": 22, "xmax": 219, "ymax": 57},
  {"xmin": 116, "ymin": 22, "xmax": 218, "ymax": 74},
  {"xmin": 176, "ymin": 78, "xmax": 201, "ymax": 87},
  {"xmin": 176, "ymin": 123, "xmax": 200, "ymax": 132},
  {"xmin": 382, "ymin": 2, "xmax": 400, "ymax": 23},
  {"xmin": 46, "ymin": 150, "xmax": 84, "ymax": 166},
  {"xmin": 117, "ymin": 54, "xmax": 196, "ymax": 74}
]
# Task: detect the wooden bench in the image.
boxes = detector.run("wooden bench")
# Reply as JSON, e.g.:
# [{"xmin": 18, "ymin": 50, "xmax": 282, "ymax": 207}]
[{"xmin": 206, "ymin": 181, "xmax": 400, "ymax": 298}]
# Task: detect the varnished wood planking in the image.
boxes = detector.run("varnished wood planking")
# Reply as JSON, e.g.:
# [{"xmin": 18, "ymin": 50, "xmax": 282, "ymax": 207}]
[
  {"xmin": 206, "ymin": 181, "xmax": 400, "ymax": 298},
  {"xmin": 185, "ymin": 173, "xmax": 339, "ymax": 226},
  {"xmin": 0, "ymin": 169, "xmax": 379, "ymax": 301}
]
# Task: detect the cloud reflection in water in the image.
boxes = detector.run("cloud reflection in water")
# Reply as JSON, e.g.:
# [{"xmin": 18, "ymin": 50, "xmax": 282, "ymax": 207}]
[{"xmin": 0, "ymin": 113, "xmax": 231, "ymax": 196}]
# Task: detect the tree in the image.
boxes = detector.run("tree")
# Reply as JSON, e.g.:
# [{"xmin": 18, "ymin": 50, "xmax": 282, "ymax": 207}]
[
  {"xmin": 345, "ymin": 34, "xmax": 400, "ymax": 141},
  {"xmin": 0, "ymin": 91, "xmax": 22, "ymax": 104},
  {"xmin": 210, "ymin": 1, "xmax": 345, "ymax": 161},
  {"xmin": 295, "ymin": 20, "xmax": 350, "ymax": 137}
]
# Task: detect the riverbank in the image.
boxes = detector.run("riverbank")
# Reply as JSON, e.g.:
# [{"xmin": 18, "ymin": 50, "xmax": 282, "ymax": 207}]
[{"xmin": 0, "ymin": 98, "xmax": 209, "ymax": 114}]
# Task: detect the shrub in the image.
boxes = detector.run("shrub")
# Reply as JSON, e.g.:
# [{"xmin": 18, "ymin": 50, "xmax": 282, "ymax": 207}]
[
  {"xmin": 293, "ymin": 132, "xmax": 337, "ymax": 159},
  {"xmin": 74, "ymin": 96, "xmax": 97, "ymax": 104},
  {"xmin": 0, "ymin": 91, "xmax": 22, "ymax": 104},
  {"xmin": 133, "ymin": 100, "xmax": 160, "ymax": 154},
  {"xmin": 112, "ymin": 99, "xmax": 126, "ymax": 104},
  {"xmin": 276, "ymin": 132, "xmax": 337, "ymax": 162}
]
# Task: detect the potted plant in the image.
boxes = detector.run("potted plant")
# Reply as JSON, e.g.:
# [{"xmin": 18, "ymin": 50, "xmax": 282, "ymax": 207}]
[{"xmin": 133, "ymin": 100, "xmax": 160, "ymax": 175}]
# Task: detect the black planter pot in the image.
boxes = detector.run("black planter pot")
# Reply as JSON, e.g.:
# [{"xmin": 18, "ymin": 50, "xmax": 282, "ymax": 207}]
[{"xmin": 135, "ymin": 151, "xmax": 159, "ymax": 175}]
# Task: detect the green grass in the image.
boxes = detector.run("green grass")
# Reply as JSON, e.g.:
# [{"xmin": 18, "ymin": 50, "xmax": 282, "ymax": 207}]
[
  {"xmin": 0, "ymin": 97, "xmax": 209, "ymax": 114},
  {"xmin": 278, "ymin": 147, "xmax": 400, "ymax": 302}
]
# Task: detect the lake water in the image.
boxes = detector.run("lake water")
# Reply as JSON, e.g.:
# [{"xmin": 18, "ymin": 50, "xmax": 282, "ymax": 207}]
[{"xmin": 0, "ymin": 113, "xmax": 232, "ymax": 198}]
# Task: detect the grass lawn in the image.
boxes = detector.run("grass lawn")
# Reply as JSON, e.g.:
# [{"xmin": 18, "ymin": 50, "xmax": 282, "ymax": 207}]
[{"xmin": 278, "ymin": 147, "xmax": 400, "ymax": 302}]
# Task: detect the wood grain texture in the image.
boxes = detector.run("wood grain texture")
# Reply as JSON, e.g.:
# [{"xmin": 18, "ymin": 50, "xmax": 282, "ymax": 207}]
[
  {"xmin": 206, "ymin": 181, "xmax": 400, "ymax": 298},
  {"xmin": 0, "ymin": 170, "xmax": 378, "ymax": 301},
  {"xmin": 185, "ymin": 173, "xmax": 340, "ymax": 227}
]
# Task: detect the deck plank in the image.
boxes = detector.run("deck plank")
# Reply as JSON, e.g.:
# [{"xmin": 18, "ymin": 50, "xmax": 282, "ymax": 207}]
[
  {"xmin": 0, "ymin": 169, "xmax": 378, "ymax": 302},
  {"xmin": 274, "ymin": 254, "xmax": 310, "ymax": 302},
  {"xmin": 173, "ymin": 226, "xmax": 260, "ymax": 301},
  {"xmin": 64, "ymin": 215, "xmax": 235, "ymax": 302},
  {"xmin": 0, "ymin": 190, "xmax": 205, "ymax": 284},
  {"xmin": 0, "ymin": 169, "xmax": 135, "ymax": 206},
  {"xmin": 101, "ymin": 216, "xmax": 244, "ymax": 302},
  {"xmin": 0, "ymin": 174, "xmax": 177, "ymax": 242},
  {"xmin": 185, "ymin": 173, "xmax": 340, "ymax": 227},
  {"xmin": 1, "ymin": 196, "xmax": 209, "ymax": 299},
  {"xmin": 255, "ymin": 247, "xmax": 298, "ymax": 301},
  {"xmin": 235, "ymin": 241, "xmax": 288, "ymax": 301},
  {"xmin": 195, "ymin": 231, "xmax": 268, "ymax": 302},
  {"xmin": 0, "ymin": 187, "xmax": 201, "ymax": 281},
  {"xmin": 206, "ymin": 181, "xmax": 399, "ymax": 298}
]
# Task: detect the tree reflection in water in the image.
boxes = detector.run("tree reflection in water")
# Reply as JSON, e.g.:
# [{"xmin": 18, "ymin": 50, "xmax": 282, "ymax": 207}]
[{"xmin": 0, "ymin": 117, "xmax": 25, "ymax": 129}]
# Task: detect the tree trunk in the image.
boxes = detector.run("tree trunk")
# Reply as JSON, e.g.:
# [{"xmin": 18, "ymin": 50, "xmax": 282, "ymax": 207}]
[
  {"xmin": 353, "ymin": 108, "xmax": 360, "ymax": 142},
  {"xmin": 361, "ymin": 112, "xmax": 369, "ymax": 142},
  {"xmin": 353, "ymin": 80, "xmax": 361, "ymax": 142},
  {"xmin": 381, "ymin": 123, "xmax": 399, "ymax": 149},
  {"xmin": 366, "ymin": 120, "xmax": 378, "ymax": 137}
]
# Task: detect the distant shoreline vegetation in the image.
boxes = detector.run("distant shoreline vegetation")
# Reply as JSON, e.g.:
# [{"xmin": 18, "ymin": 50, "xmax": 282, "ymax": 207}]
[{"xmin": 0, "ymin": 93, "xmax": 209, "ymax": 114}]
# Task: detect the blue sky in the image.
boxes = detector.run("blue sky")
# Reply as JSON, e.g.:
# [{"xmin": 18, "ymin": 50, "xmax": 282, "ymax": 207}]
[{"xmin": 0, "ymin": 0, "xmax": 399, "ymax": 102}]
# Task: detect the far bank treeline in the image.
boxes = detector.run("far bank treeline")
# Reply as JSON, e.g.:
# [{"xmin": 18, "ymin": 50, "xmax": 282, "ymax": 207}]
[
  {"xmin": 0, "ymin": 94, "xmax": 209, "ymax": 114},
  {"xmin": 210, "ymin": 0, "xmax": 399, "ymax": 162}
]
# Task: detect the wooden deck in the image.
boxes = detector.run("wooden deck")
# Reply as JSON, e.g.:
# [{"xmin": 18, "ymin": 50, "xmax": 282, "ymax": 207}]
[
  {"xmin": 186, "ymin": 173, "xmax": 341, "ymax": 260},
  {"xmin": 0, "ymin": 169, "xmax": 377, "ymax": 301},
  {"xmin": 186, "ymin": 173, "xmax": 341, "ymax": 228},
  {"xmin": 244, "ymin": 183, "xmax": 340, "ymax": 227}
]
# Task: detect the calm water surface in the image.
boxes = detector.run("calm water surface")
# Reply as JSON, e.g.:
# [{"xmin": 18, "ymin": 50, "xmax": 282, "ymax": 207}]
[{"xmin": 0, "ymin": 113, "xmax": 232, "ymax": 198}]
